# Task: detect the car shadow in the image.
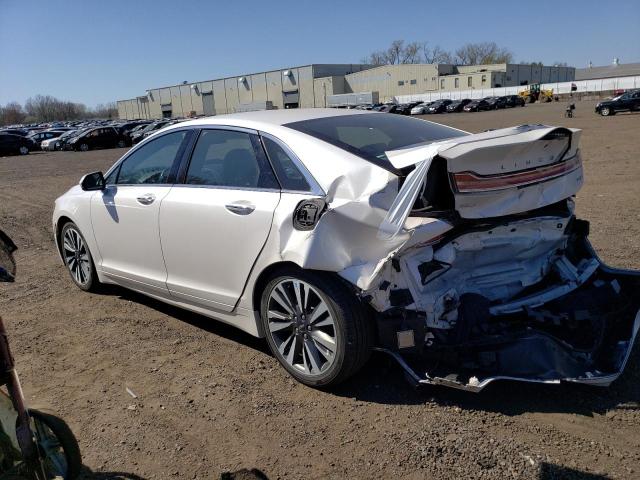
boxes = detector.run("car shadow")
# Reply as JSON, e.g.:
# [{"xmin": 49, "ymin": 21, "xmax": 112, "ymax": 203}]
[
  {"xmin": 94, "ymin": 284, "xmax": 639, "ymax": 417},
  {"xmin": 538, "ymin": 462, "xmax": 611, "ymax": 479},
  {"xmin": 79, "ymin": 467, "xmax": 147, "ymax": 479},
  {"xmin": 332, "ymin": 346, "xmax": 640, "ymax": 417},
  {"xmin": 98, "ymin": 284, "xmax": 269, "ymax": 355}
]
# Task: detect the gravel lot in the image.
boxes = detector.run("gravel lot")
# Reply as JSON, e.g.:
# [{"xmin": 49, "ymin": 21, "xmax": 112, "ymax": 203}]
[{"xmin": 0, "ymin": 100, "xmax": 639, "ymax": 480}]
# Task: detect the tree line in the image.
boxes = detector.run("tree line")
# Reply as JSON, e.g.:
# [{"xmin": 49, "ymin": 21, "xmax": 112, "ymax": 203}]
[
  {"xmin": 0, "ymin": 95, "xmax": 118, "ymax": 126},
  {"xmin": 362, "ymin": 40, "xmax": 566, "ymax": 67}
]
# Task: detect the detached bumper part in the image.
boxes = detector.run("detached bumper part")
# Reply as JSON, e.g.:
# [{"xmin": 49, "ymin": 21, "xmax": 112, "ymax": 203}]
[{"xmin": 375, "ymin": 265, "xmax": 640, "ymax": 392}]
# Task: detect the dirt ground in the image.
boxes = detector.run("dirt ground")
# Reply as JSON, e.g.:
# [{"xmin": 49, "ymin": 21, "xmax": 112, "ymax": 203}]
[{"xmin": 0, "ymin": 99, "xmax": 639, "ymax": 480}]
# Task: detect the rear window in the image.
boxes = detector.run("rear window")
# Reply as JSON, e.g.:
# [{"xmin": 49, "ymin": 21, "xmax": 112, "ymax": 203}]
[{"xmin": 285, "ymin": 113, "xmax": 466, "ymax": 172}]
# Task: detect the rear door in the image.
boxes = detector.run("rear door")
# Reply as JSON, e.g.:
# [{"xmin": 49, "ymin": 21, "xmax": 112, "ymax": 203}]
[{"xmin": 160, "ymin": 127, "xmax": 281, "ymax": 311}]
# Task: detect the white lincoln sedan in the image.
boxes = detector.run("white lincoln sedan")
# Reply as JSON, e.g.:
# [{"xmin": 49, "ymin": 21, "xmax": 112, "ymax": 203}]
[{"xmin": 53, "ymin": 109, "xmax": 639, "ymax": 390}]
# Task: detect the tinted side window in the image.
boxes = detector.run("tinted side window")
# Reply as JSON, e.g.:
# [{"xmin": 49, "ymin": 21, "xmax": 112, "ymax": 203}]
[
  {"xmin": 117, "ymin": 130, "xmax": 186, "ymax": 185},
  {"xmin": 186, "ymin": 130, "xmax": 278, "ymax": 189},
  {"xmin": 262, "ymin": 137, "xmax": 310, "ymax": 191}
]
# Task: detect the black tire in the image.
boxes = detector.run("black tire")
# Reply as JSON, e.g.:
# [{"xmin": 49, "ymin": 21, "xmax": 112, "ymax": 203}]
[
  {"xmin": 59, "ymin": 222, "xmax": 99, "ymax": 292},
  {"xmin": 18, "ymin": 145, "xmax": 29, "ymax": 156},
  {"xmin": 29, "ymin": 409, "xmax": 82, "ymax": 480},
  {"xmin": 116, "ymin": 140, "xmax": 126, "ymax": 148},
  {"xmin": 259, "ymin": 266, "xmax": 373, "ymax": 388},
  {"xmin": 78, "ymin": 143, "xmax": 89, "ymax": 152},
  {"xmin": 600, "ymin": 106, "xmax": 613, "ymax": 116}
]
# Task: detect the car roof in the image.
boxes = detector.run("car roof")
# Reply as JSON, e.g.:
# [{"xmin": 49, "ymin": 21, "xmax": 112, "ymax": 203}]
[{"xmin": 171, "ymin": 108, "xmax": 373, "ymax": 130}]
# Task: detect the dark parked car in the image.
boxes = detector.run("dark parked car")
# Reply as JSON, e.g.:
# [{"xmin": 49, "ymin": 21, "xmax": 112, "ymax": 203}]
[
  {"xmin": 398, "ymin": 102, "xmax": 422, "ymax": 115},
  {"xmin": 446, "ymin": 99, "xmax": 472, "ymax": 112},
  {"xmin": 117, "ymin": 121, "xmax": 151, "ymax": 136},
  {"xmin": 0, "ymin": 128, "xmax": 27, "ymax": 136},
  {"xmin": 463, "ymin": 98, "xmax": 492, "ymax": 112},
  {"xmin": 595, "ymin": 89, "xmax": 640, "ymax": 116},
  {"xmin": 485, "ymin": 96, "xmax": 508, "ymax": 109},
  {"xmin": 130, "ymin": 121, "xmax": 170, "ymax": 144},
  {"xmin": 66, "ymin": 126, "xmax": 128, "ymax": 151},
  {"xmin": 379, "ymin": 104, "xmax": 399, "ymax": 114},
  {"xmin": 426, "ymin": 99, "xmax": 453, "ymax": 114},
  {"xmin": 504, "ymin": 95, "xmax": 526, "ymax": 107},
  {"xmin": 0, "ymin": 133, "xmax": 36, "ymax": 156}
]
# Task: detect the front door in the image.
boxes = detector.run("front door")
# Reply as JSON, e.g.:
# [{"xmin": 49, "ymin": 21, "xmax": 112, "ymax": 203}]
[
  {"xmin": 160, "ymin": 128, "xmax": 281, "ymax": 311},
  {"xmin": 90, "ymin": 129, "xmax": 189, "ymax": 294}
]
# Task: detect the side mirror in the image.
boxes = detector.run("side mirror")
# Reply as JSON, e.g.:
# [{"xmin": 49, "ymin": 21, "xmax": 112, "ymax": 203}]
[
  {"xmin": 0, "ymin": 229, "xmax": 17, "ymax": 282},
  {"xmin": 80, "ymin": 171, "xmax": 106, "ymax": 191}
]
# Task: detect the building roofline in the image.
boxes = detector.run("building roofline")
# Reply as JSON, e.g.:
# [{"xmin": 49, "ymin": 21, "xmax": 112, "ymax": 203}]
[{"xmin": 142, "ymin": 63, "xmax": 371, "ymax": 93}]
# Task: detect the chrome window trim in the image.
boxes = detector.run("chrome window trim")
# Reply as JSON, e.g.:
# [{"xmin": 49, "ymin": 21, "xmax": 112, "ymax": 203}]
[
  {"xmin": 258, "ymin": 131, "xmax": 325, "ymax": 196},
  {"xmin": 103, "ymin": 127, "xmax": 195, "ymax": 185},
  {"xmin": 179, "ymin": 126, "xmax": 278, "ymax": 191},
  {"xmin": 170, "ymin": 184, "xmax": 281, "ymax": 193}
]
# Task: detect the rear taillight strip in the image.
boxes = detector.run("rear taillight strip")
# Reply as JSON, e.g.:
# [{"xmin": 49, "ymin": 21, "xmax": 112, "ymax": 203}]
[{"xmin": 452, "ymin": 154, "xmax": 581, "ymax": 193}]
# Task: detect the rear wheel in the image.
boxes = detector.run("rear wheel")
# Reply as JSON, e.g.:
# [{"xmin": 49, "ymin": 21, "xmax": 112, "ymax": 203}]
[
  {"xmin": 29, "ymin": 409, "xmax": 82, "ymax": 480},
  {"xmin": 116, "ymin": 139, "xmax": 126, "ymax": 148},
  {"xmin": 18, "ymin": 146, "xmax": 29, "ymax": 155},
  {"xmin": 60, "ymin": 222, "xmax": 99, "ymax": 292},
  {"xmin": 260, "ymin": 267, "xmax": 372, "ymax": 387}
]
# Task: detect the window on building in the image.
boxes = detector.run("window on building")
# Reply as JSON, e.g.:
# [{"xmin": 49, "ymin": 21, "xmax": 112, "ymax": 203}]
[
  {"xmin": 467, "ymin": 77, "xmax": 472, "ymax": 87},
  {"xmin": 410, "ymin": 79, "xmax": 417, "ymax": 85},
  {"xmin": 454, "ymin": 78, "xmax": 459, "ymax": 88},
  {"xmin": 482, "ymin": 75, "xmax": 487, "ymax": 84},
  {"xmin": 440, "ymin": 79, "xmax": 445, "ymax": 89},
  {"xmin": 398, "ymin": 81, "xmax": 404, "ymax": 86}
]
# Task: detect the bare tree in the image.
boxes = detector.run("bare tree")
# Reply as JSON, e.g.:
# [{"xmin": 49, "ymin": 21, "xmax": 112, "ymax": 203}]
[
  {"xmin": 401, "ymin": 41, "xmax": 422, "ymax": 64},
  {"xmin": 454, "ymin": 42, "xmax": 513, "ymax": 65},
  {"xmin": 3, "ymin": 95, "xmax": 116, "ymax": 125},
  {"xmin": 423, "ymin": 43, "xmax": 454, "ymax": 64},
  {"xmin": 0, "ymin": 102, "xmax": 26, "ymax": 125},
  {"xmin": 363, "ymin": 40, "xmax": 515, "ymax": 66}
]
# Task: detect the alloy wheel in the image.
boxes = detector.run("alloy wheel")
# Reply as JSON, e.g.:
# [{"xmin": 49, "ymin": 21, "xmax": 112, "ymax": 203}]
[
  {"xmin": 62, "ymin": 227, "xmax": 91, "ymax": 286},
  {"xmin": 79, "ymin": 143, "xmax": 89, "ymax": 151},
  {"xmin": 601, "ymin": 107, "xmax": 610, "ymax": 116},
  {"xmin": 266, "ymin": 278, "xmax": 337, "ymax": 377},
  {"xmin": 19, "ymin": 146, "xmax": 29, "ymax": 155}
]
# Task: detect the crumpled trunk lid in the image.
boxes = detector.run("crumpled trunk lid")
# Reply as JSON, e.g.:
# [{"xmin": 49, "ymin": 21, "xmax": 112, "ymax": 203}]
[{"xmin": 380, "ymin": 125, "xmax": 583, "ymax": 238}]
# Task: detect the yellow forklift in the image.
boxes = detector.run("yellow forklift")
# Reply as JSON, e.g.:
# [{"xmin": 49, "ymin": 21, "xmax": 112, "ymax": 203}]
[{"xmin": 518, "ymin": 83, "xmax": 554, "ymax": 103}]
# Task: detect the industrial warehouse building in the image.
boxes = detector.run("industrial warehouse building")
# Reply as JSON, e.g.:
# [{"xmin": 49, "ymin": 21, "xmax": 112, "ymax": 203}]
[{"xmin": 116, "ymin": 62, "xmax": 575, "ymax": 119}]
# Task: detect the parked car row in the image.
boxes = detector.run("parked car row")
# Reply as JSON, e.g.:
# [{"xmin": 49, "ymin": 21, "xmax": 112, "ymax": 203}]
[
  {"xmin": 337, "ymin": 95, "xmax": 526, "ymax": 116},
  {"xmin": 0, "ymin": 118, "xmax": 186, "ymax": 156}
]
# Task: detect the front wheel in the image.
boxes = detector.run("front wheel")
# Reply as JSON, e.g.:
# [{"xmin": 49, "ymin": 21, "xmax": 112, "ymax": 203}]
[
  {"xmin": 30, "ymin": 410, "xmax": 82, "ymax": 480},
  {"xmin": 600, "ymin": 106, "xmax": 613, "ymax": 116},
  {"xmin": 18, "ymin": 146, "xmax": 29, "ymax": 155},
  {"xmin": 60, "ymin": 222, "xmax": 99, "ymax": 291},
  {"xmin": 116, "ymin": 140, "xmax": 126, "ymax": 148},
  {"xmin": 78, "ymin": 143, "xmax": 89, "ymax": 152},
  {"xmin": 260, "ymin": 268, "xmax": 372, "ymax": 387}
]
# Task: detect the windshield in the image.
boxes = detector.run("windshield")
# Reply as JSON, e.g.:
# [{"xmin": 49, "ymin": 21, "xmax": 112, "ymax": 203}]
[{"xmin": 286, "ymin": 113, "xmax": 466, "ymax": 173}]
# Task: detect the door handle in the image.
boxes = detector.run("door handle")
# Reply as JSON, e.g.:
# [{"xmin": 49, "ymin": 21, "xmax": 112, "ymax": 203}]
[
  {"xmin": 225, "ymin": 203, "xmax": 255, "ymax": 215},
  {"xmin": 136, "ymin": 193, "xmax": 156, "ymax": 205}
]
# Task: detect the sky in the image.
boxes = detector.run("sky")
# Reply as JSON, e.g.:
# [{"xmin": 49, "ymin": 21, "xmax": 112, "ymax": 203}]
[{"xmin": 1, "ymin": 0, "xmax": 638, "ymax": 107}]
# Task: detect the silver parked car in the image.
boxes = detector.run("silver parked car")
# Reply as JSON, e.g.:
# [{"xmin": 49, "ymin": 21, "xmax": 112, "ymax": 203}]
[{"xmin": 53, "ymin": 109, "xmax": 639, "ymax": 390}]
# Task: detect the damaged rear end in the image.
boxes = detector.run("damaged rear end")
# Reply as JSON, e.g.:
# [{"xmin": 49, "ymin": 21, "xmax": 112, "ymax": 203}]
[{"xmin": 345, "ymin": 124, "xmax": 640, "ymax": 391}]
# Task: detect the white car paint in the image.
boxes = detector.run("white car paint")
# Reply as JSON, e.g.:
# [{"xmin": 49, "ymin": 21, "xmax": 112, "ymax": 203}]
[{"xmin": 53, "ymin": 109, "xmax": 640, "ymax": 390}]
